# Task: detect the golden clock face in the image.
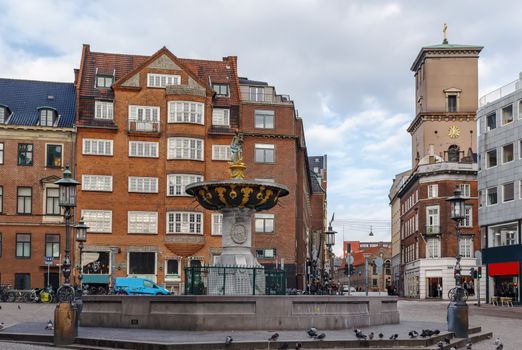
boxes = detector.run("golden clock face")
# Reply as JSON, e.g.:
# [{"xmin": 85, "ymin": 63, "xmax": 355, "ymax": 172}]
[{"xmin": 448, "ymin": 125, "xmax": 461, "ymax": 139}]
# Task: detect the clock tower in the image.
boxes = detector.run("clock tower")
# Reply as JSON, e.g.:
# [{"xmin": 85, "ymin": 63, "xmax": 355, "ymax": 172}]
[{"xmin": 408, "ymin": 40, "xmax": 482, "ymax": 166}]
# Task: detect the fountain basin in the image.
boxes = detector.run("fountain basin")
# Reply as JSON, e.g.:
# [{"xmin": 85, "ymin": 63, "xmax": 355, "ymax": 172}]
[{"xmin": 185, "ymin": 180, "xmax": 289, "ymax": 211}]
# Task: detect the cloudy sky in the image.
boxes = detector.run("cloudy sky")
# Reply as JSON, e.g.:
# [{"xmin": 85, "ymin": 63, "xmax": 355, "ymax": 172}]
[{"xmin": 2, "ymin": 0, "xmax": 522, "ymax": 254}]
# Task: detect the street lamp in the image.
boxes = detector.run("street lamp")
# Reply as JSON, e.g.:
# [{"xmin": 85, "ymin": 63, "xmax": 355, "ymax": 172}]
[
  {"xmin": 75, "ymin": 218, "xmax": 89, "ymax": 288},
  {"xmin": 363, "ymin": 252, "xmax": 372, "ymax": 296},
  {"xmin": 54, "ymin": 166, "xmax": 80, "ymax": 302},
  {"xmin": 325, "ymin": 224, "xmax": 336, "ymax": 285},
  {"xmin": 446, "ymin": 186, "xmax": 468, "ymax": 338},
  {"xmin": 369, "ymin": 225, "xmax": 374, "ymax": 237}
]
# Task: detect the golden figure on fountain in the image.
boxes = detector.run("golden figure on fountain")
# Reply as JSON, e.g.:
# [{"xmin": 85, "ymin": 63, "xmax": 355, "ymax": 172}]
[{"xmin": 229, "ymin": 130, "xmax": 246, "ymax": 179}]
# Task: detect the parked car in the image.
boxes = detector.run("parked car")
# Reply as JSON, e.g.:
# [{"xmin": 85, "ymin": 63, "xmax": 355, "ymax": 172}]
[
  {"xmin": 114, "ymin": 277, "xmax": 170, "ymax": 295},
  {"xmin": 342, "ymin": 285, "xmax": 357, "ymax": 294}
]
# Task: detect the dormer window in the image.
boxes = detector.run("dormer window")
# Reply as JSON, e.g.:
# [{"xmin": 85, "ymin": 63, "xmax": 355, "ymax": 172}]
[
  {"xmin": 39, "ymin": 108, "xmax": 57, "ymax": 127},
  {"xmin": 212, "ymin": 84, "xmax": 229, "ymax": 97},
  {"xmin": 96, "ymin": 75, "xmax": 113, "ymax": 88}
]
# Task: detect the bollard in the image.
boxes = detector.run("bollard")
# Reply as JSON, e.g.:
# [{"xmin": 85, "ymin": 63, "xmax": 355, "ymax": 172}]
[
  {"xmin": 54, "ymin": 302, "xmax": 78, "ymax": 346},
  {"xmin": 447, "ymin": 301, "xmax": 468, "ymax": 338}
]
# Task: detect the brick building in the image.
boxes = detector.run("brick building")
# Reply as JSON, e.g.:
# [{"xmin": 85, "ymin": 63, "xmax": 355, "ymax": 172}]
[
  {"xmin": 73, "ymin": 45, "xmax": 321, "ymax": 292},
  {"xmin": 0, "ymin": 78, "xmax": 76, "ymax": 289},
  {"xmin": 394, "ymin": 39, "xmax": 483, "ymax": 299}
]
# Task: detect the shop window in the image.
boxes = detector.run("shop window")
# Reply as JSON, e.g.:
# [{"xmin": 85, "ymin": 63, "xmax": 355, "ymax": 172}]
[
  {"xmin": 82, "ymin": 251, "xmax": 110, "ymax": 274},
  {"xmin": 128, "ymin": 252, "xmax": 156, "ymax": 275}
]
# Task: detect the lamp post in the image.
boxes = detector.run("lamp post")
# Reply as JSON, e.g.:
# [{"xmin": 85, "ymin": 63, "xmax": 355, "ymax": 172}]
[
  {"xmin": 446, "ymin": 187, "xmax": 469, "ymax": 338},
  {"xmin": 325, "ymin": 224, "xmax": 336, "ymax": 284},
  {"xmin": 75, "ymin": 218, "xmax": 89, "ymax": 289},
  {"xmin": 54, "ymin": 166, "xmax": 80, "ymax": 302},
  {"xmin": 363, "ymin": 253, "xmax": 372, "ymax": 296}
]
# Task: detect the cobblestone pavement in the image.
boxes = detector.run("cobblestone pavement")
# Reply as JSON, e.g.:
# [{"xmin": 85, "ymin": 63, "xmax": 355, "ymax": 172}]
[{"xmin": 0, "ymin": 300, "xmax": 520, "ymax": 349}]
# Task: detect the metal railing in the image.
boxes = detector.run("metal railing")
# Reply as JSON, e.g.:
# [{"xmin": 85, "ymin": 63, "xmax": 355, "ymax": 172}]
[
  {"xmin": 241, "ymin": 92, "xmax": 292, "ymax": 104},
  {"xmin": 425, "ymin": 225, "xmax": 441, "ymax": 235},
  {"xmin": 480, "ymin": 79, "xmax": 521, "ymax": 107},
  {"xmin": 184, "ymin": 266, "xmax": 286, "ymax": 295},
  {"xmin": 128, "ymin": 120, "xmax": 160, "ymax": 132}
]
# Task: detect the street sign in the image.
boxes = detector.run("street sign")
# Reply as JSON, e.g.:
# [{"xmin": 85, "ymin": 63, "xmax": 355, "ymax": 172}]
[
  {"xmin": 346, "ymin": 255, "xmax": 354, "ymax": 265},
  {"xmin": 44, "ymin": 256, "xmax": 53, "ymax": 265},
  {"xmin": 475, "ymin": 251, "xmax": 482, "ymax": 266},
  {"xmin": 374, "ymin": 257, "xmax": 384, "ymax": 267}
]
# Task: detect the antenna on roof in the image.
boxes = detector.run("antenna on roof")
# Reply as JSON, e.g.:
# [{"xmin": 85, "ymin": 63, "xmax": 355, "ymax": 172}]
[{"xmin": 443, "ymin": 23, "xmax": 448, "ymax": 44}]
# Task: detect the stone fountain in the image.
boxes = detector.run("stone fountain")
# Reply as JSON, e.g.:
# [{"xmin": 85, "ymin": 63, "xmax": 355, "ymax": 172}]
[{"xmin": 185, "ymin": 132, "xmax": 289, "ymax": 294}]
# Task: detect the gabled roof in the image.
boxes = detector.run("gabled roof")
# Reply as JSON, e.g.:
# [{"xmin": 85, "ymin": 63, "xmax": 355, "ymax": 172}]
[
  {"xmin": 77, "ymin": 45, "xmax": 240, "ymax": 105},
  {"xmin": 0, "ymin": 78, "xmax": 76, "ymax": 128}
]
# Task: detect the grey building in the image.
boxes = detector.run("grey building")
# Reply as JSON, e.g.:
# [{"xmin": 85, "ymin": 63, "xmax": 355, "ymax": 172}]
[{"xmin": 477, "ymin": 73, "xmax": 522, "ymax": 305}]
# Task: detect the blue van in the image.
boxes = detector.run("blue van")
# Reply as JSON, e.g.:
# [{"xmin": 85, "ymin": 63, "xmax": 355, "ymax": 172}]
[{"xmin": 114, "ymin": 277, "xmax": 170, "ymax": 295}]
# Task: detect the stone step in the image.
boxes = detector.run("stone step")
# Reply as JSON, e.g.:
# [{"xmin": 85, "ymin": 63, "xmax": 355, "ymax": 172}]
[{"xmin": 426, "ymin": 331, "xmax": 494, "ymax": 350}]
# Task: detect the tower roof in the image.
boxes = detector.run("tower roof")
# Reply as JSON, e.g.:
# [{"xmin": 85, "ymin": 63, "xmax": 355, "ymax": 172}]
[{"xmin": 410, "ymin": 43, "xmax": 483, "ymax": 72}]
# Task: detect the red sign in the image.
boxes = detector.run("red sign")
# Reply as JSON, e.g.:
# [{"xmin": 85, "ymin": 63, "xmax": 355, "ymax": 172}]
[{"xmin": 488, "ymin": 262, "xmax": 520, "ymax": 276}]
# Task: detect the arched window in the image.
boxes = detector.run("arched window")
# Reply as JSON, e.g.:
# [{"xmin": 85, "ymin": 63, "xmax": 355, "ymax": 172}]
[
  {"xmin": 39, "ymin": 108, "xmax": 57, "ymax": 127},
  {"xmin": 384, "ymin": 260, "xmax": 391, "ymax": 275},
  {"xmin": 448, "ymin": 145, "xmax": 460, "ymax": 162}
]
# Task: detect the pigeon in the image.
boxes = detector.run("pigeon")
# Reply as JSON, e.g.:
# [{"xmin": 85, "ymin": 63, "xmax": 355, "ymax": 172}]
[
  {"xmin": 496, "ymin": 344, "xmax": 503, "ymax": 350},
  {"xmin": 450, "ymin": 347, "xmax": 457, "ymax": 350},
  {"xmin": 354, "ymin": 329, "xmax": 362, "ymax": 334},
  {"xmin": 389, "ymin": 334, "xmax": 398, "ymax": 340},
  {"xmin": 0, "ymin": 323, "xmax": 4, "ymax": 330},
  {"xmin": 17, "ymin": 305, "xmax": 21, "ymax": 310},
  {"xmin": 368, "ymin": 332, "xmax": 374, "ymax": 340},
  {"xmin": 355, "ymin": 331, "xmax": 367, "ymax": 339},
  {"xmin": 315, "ymin": 333, "xmax": 326, "ymax": 340},
  {"xmin": 225, "ymin": 336, "xmax": 233, "ymax": 345},
  {"xmin": 433, "ymin": 329, "xmax": 440, "ymax": 335},
  {"xmin": 408, "ymin": 331, "xmax": 419, "ymax": 338},
  {"xmin": 268, "ymin": 333, "xmax": 280, "ymax": 342},
  {"xmin": 279, "ymin": 342, "xmax": 289, "ymax": 349},
  {"xmin": 307, "ymin": 328, "xmax": 318, "ymax": 337},
  {"xmin": 444, "ymin": 337, "xmax": 451, "ymax": 344},
  {"xmin": 437, "ymin": 341, "xmax": 444, "ymax": 349},
  {"xmin": 494, "ymin": 338, "xmax": 501, "ymax": 345},
  {"xmin": 465, "ymin": 341, "xmax": 472, "ymax": 349},
  {"xmin": 295, "ymin": 343, "xmax": 302, "ymax": 349},
  {"xmin": 0, "ymin": 305, "xmax": 2, "ymax": 309},
  {"xmin": 45, "ymin": 320, "xmax": 54, "ymax": 331},
  {"xmin": 378, "ymin": 333, "xmax": 384, "ymax": 339}
]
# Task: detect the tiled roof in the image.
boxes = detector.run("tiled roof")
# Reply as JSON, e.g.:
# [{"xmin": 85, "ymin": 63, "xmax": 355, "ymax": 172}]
[
  {"xmin": 79, "ymin": 46, "xmax": 240, "ymax": 105},
  {"xmin": 0, "ymin": 78, "xmax": 76, "ymax": 128}
]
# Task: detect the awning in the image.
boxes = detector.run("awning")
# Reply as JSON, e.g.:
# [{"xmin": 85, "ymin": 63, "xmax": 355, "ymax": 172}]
[{"xmin": 488, "ymin": 262, "xmax": 520, "ymax": 276}]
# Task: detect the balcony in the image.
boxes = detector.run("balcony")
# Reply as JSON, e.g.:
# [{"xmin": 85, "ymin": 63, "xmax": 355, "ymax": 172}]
[
  {"xmin": 128, "ymin": 120, "xmax": 160, "ymax": 134},
  {"xmin": 480, "ymin": 78, "xmax": 521, "ymax": 107},
  {"xmin": 241, "ymin": 92, "xmax": 292, "ymax": 105},
  {"xmin": 164, "ymin": 234, "xmax": 205, "ymax": 257},
  {"xmin": 425, "ymin": 225, "xmax": 441, "ymax": 235}
]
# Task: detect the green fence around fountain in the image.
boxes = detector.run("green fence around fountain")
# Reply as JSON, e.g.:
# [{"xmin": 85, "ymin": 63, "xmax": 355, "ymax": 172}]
[{"xmin": 184, "ymin": 266, "xmax": 286, "ymax": 295}]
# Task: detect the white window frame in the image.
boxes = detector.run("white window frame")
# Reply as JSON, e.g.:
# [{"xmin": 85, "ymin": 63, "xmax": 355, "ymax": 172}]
[
  {"xmin": 168, "ymin": 101, "xmax": 204, "ymax": 124},
  {"xmin": 82, "ymin": 139, "xmax": 113, "ymax": 156},
  {"xmin": 212, "ymin": 108, "xmax": 230, "ymax": 126},
  {"xmin": 501, "ymin": 104, "xmax": 514, "ymax": 126},
  {"xmin": 166, "ymin": 211, "xmax": 203, "ymax": 234},
  {"xmin": 94, "ymin": 101, "xmax": 114, "ymax": 120},
  {"xmin": 426, "ymin": 205, "xmax": 439, "ymax": 233},
  {"xmin": 212, "ymin": 145, "xmax": 231, "ymax": 161},
  {"xmin": 487, "ymin": 186, "xmax": 498, "ymax": 206},
  {"xmin": 0, "ymin": 142, "xmax": 3, "ymax": 164},
  {"xmin": 255, "ymin": 213, "xmax": 274, "ymax": 233},
  {"xmin": 128, "ymin": 211, "xmax": 158, "ymax": 234},
  {"xmin": 502, "ymin": 143, "xmax": 514, "ymax": 164},
  {"xmin": 254, "ymin": 144, "xmax": 275, "ymax": 163},
  {"xmin": 147, "ymin": 73, "xmax": 180, "ymax": 88},
  {"xmin": 167, "ymin": 174, "xmax": 203, "ymax": 196},
  {"xmin": 167, "ymin": 138, "xmax": 204, "ymax": 161},
  {"xmin": 458, "ymin": 183, "xmax": 471, "ymax": 198},
  {"xmin": 82, "ymin": 175, "xmax": 113, "ymax": 192},
  {"xmin": 128, "ymin": 105, "xmax": 160, "ymax": 132},
  {"xmin": 211, "ymin": 213, "xmax": 223, "ymax": 236},
  {"xmin": 254, "ymin": 110, "xmax": 275, "ymax": 129},
  {"xmin": 502, "ymin": 182, "xmax": 515, "ymax": 202},
  {"xmin": 128, "ymin": 177, "xmax": 159, "ymax": 193},
  {"xmin": 81, "ymin": 209, "xmax": 112, "ymax": 233},
  {"xmin": 165, "ymin": 258, "xmax": 181, "ymax": 280},
  {"xmin": 458, "ymin": 236, "xmax": 473, "ymax": 258},
  {"xmin": 128, "ymin": 141, "xmax": 159, "ymax": 158},
  {"xmin": 427, "ymin": 184, "xmax": 438, "ymax": 198},
  {"xmin": 426, "ymin": 238, "xmax": 440, "ymax": 258},
  {"xmin": 486, "ymin": 149, "xmax": 497, "ymax": 168},
  {"xmin": 462, "ymin": 205, "xmax": 473, "ymax": 227}
]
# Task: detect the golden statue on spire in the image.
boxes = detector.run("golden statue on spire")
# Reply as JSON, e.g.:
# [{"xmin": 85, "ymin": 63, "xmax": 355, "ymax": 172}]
[
  {"xmin": 229, "ymin": 130, "xmax": 246, "ymax": 179},
  {"xmin": 443, "ymin": 23, "xmax": 448, "ymax": 44}
]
